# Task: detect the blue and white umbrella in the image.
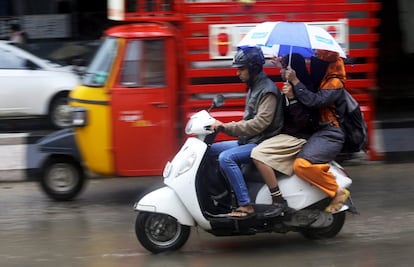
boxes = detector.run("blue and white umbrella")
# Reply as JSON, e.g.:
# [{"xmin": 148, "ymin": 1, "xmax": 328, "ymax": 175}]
[{"xmin": 238, "ymin": 21, "xmax": 346, "ymax": 60}]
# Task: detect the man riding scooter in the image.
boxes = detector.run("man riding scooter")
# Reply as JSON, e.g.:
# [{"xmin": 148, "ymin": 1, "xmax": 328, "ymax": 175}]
[
  {"xmin": 134, "ymin": 93, "xmax": 355, "ymax": 253},
  {"xmin": 209, "ymin": 46, "xmax": 284, "ymax": 219}
]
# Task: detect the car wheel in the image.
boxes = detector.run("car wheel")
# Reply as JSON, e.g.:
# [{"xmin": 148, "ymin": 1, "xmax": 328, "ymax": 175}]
[
  {"xmin": 49, "ymin": 94, "xmax": 71, "ymax": 129},
  {"xmin": 40, "ymin": 156, "xmax": 85, "ymax": 201}
]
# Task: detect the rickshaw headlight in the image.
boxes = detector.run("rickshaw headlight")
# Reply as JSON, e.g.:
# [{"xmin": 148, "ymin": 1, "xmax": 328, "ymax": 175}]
[{"xmin": 71, "ymin": 107, "xmax": 88, "ymax": 127}]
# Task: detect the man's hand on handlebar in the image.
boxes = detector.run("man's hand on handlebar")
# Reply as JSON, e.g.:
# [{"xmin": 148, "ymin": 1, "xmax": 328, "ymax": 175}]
[{"xmin": 210, "ymin": 120, "xmax": 224, "ymax": 132}]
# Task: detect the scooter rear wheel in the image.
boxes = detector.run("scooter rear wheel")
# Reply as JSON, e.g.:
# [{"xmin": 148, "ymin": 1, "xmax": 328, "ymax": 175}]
[
  {"xmin": 300, "ymin": 211, "xmax": 346, "ymax": 240},
  {"xmin": 135, "ymin": 212, "xmax": 191, "ymax": 253}
]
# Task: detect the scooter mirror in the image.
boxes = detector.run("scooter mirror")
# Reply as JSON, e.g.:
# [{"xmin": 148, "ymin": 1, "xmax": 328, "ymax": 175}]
[
  {"xmin": 208, "ymin": 94, "xmax": 225, "ymax": 112},
  {"xmin": 214, "ymin": 94, "xmax": 225, "ymax": 107}
]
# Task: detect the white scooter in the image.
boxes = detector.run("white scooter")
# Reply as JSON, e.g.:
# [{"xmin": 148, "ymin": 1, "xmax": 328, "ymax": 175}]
[{"xmin": 133, "ymin": 95, "xmax": 357, "ymax": 253}]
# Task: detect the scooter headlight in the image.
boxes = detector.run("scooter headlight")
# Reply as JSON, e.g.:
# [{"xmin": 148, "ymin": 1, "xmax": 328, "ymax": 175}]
[
  {"xmin": 176, "ymin": 150, "xmax": 197, "ymax": 177},
  {"xmin": 71, "ymin": 107, "xmax": 88, "ymax": 127}
]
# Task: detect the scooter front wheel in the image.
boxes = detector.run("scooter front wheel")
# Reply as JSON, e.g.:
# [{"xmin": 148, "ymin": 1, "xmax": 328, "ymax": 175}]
[{"xmin": 135, "ymin": 212, "xmax": 191, "ymax": 253}]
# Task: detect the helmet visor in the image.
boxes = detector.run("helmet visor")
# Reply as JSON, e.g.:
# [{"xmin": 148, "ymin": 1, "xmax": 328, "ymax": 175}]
[{"xmin": 231, "ymin": 62, "xmax": 246, "ymax": 68}]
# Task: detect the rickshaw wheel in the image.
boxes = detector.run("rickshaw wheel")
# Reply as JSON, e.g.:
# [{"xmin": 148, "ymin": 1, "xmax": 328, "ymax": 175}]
[{"xmin": 40, "ymin": 156, "xmax": 85, "ymax": 201}]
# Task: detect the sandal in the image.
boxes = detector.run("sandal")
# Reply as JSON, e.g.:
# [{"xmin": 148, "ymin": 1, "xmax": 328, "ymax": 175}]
[
  {"xmin": 227, "ymin": 207, "xmax": 255, "ymax": 220},
  {"xmin": 325, "ymin": 188, "xmax": 350, "ymax": 213}
]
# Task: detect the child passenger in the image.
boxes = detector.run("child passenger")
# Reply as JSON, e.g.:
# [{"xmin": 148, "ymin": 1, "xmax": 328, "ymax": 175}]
[{"xmin": 251, "ymin": 53, "xmax": 318, "ymax": 216}]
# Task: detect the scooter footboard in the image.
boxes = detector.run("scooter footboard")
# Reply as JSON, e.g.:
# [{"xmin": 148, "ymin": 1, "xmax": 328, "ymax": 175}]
[{"xmin": 134, "ymin": 186, "xmax": 196, "ymax": 226}]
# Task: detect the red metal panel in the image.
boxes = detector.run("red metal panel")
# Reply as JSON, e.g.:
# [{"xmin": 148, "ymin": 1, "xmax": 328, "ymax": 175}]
[
  {"xmin": 345, "ymin": 63, "xmax": 377, "ymax": 73},
  {"xmin": 348, "ymin": 18, "xmax": 380, "ymax": 27},
  {"xmin": 349, "ymin": 34, "xmax": 380, "ymax": 43},
  {"xmin": 185, "ymin": 13, "xmax": 347, "ymax": 35},
  {"xmin": 348, "ymin": 48, "xmax": 378, "ymax": 58},
  {"xmin": 186, "ymin": 84, "xmax": 244, "ymax": 94},
  {"xmin": 183, "ymin": 2, "xmax": 380, "ymax": 15},
  {"xmin": 186, "ymin": 48, "xmax": 378, "ymax": 62},
  {"xmin": 344, "ymin": 80, "xmax": 377, "ymax": 90}
]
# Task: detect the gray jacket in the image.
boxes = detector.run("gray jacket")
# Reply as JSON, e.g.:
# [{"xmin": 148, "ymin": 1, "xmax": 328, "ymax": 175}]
[{"xmin": 222, "ymin": 72, "xmax": 284, "ymax": 144}]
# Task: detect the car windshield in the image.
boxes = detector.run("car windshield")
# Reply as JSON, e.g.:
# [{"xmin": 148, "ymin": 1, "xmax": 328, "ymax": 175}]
[{"xmin": 81, "ymin": 37, "xmax": 118, "ymax": 87}]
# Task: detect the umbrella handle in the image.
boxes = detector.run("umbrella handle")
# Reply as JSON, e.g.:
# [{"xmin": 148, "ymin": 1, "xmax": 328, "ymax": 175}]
[{"xmin": 288, "ymin": 46, "xmax": 293, "ymax": 67}]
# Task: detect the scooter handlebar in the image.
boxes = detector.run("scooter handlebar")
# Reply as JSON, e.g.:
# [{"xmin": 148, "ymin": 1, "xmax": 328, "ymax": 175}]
[{"xmin": 185, "ymin": 110, "xmax": 216, "ymax": 136}]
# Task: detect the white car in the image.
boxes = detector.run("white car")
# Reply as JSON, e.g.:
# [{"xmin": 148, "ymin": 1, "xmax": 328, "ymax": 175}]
[{"xmin": 0, "ymin": 41, "xmax": 79, "ymax": 129}]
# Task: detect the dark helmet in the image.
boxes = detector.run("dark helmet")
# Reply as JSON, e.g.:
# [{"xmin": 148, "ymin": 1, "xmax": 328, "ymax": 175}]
[{"xmin": 232, "ymin": 46, "xmax": 265, "ymax": 75}]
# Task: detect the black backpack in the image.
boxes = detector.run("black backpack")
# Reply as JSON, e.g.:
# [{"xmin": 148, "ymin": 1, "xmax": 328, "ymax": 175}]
[{"xmin": 340, "ymin": 90, "xmax": 368, "ymax": 153}]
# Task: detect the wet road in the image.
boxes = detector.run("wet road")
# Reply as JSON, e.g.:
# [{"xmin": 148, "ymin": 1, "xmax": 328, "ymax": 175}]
[{"xmin": 1, "ymin": 162, "xmax": 414, "ymax": 267}]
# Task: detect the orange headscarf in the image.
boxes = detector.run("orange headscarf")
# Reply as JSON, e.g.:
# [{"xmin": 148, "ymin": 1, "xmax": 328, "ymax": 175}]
[
  {"xmin": 315, "ymin": 50, "xmax": 346, "ymax": 127},
  {"xmin": 316, "ymin": 50, "xmax": 346, "ymax": 89}
]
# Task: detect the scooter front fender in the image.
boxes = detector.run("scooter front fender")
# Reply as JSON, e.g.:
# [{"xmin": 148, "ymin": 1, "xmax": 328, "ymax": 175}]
[{"xmin": 134, "ymin": 186, "xmax": 196, "ymax": 226}]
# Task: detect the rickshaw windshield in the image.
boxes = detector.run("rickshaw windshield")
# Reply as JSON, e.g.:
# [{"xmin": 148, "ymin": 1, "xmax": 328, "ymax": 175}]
[{"xmin": 81, "ymin": 37, "xmax": 118, "ymax": 87}]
